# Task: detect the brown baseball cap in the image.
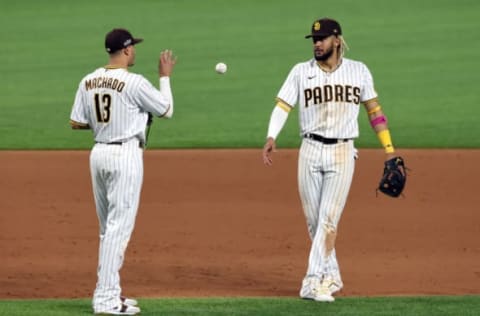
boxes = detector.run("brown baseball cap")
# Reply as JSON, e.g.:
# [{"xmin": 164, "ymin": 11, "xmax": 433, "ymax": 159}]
[
  {"xmin": 305, "ymin": 18, "xmax": 342, "ymax": 38},
  {"xmin": 105, "ymin": 28, "xmax": 143, "ymax": 53}
]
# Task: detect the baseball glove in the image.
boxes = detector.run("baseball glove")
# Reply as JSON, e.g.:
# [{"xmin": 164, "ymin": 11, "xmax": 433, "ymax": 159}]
[{"xmin": 378, "ymin": 156, "xmax": 407, "ymax": 197}]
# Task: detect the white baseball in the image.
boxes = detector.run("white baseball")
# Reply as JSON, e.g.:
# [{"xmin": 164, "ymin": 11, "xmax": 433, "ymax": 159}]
[{"xmin": 215, "ymin": 62, "xmax": 227, "ymax": 74}]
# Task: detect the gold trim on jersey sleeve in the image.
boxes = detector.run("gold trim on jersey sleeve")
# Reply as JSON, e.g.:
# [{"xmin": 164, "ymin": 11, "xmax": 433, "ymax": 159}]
[
  {"xmin": 158, "ymin": 105, "xmax": 171, "ymax": 118},
  {"xmin": 363, "ymin": 98, "xmax": 379, "ymax": 107},
  {"xmin": 275, "ymin": 98, "xmax": 293, "ymax": 113},
  {"xmin": 69, "ymin": 120, "xmax": 90, "ymax": 129}
]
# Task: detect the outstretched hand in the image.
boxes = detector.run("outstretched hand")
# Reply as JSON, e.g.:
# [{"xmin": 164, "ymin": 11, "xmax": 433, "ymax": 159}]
[
  {"xmin": 159, "ymin": 50, "xmax": 177, "ymax": 77},
  {"xmin": 262, "ymin": 137, "xmax": 276, "ymax": 166}
]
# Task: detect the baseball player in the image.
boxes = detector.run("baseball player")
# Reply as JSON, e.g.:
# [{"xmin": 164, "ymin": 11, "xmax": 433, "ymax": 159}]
[
  {"xmin": 69, "ymin": 28, "xmax": 176, "ymax": 315},
  {"xmin": 262, "ymin": 18, "xmax": 400, "ymax": 302}
]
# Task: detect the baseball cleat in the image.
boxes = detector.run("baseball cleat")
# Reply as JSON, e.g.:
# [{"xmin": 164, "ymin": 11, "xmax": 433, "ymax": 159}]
[
  {"xmin": 322, "ymin": 278, "xmax": 342, "ymax": 295},
  {"xmin": 299, "ymin": 277, "xmax": 336, "ymax": 302},
  {"xmin": 95, "ymin": 303, "xmax": 141, "ymax": 315},
  {"xmin": 121, "ymin": 296, "xmax": 138, "ymax": 306},
  {"xmin": 312, "ymin": 286, "xmax": 335, "ymax": 302}
]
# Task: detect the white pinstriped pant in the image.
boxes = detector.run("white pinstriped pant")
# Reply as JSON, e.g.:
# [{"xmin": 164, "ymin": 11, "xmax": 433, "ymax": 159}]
[
  {"xmin": 89, "ymin": 139, "xmax": 144, "ymax": 312},
  {"xmin": 298, "ymin": 138, "xmax": 355, "ymax": 285}
]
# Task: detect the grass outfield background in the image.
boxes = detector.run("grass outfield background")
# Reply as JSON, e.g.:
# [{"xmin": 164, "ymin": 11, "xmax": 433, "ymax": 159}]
[
  {"xmin": 0, "ymin": 0, "xmax": 479, "ymax": 149},
  {"xmin": 1, "ymin": 297, "xmax": 480, "ymax": 316}
]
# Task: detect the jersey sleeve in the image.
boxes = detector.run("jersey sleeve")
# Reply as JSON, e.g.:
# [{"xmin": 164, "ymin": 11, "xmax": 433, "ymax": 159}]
[
  {"xmin": 70, "ymin": 81, "xmax": 89, "ymax": 125},
  {"xmin": 276, "ymin": 65, "xmax": 300, "ymax": 107},
  {"xmin": 360, "ymin": 63, "xmax": 378, "ymax": 103},
  {"xmin": 135, "ymin": 76, "xmax": 172, "ymax": 117}
]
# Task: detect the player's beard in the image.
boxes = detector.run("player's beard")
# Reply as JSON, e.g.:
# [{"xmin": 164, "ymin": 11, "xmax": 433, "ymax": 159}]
[
  {"xmin": 314, "ymin": 47, "xmax": 334, "ymax": 61},
  {"xmin": 128, "ymin": 51, "xmax": 136, "ymax": 66}
]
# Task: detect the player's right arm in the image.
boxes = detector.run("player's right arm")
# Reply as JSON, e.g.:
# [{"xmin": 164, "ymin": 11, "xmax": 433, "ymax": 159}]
[
  {"xmin": 157, "ymin": 50, "xmax": 176, "ymax": 118},
  {"xmin": 262, "ymin": 100, "xmax": 293, "ymax": 166},
  {"xmin": 137, "ymin": 50, "xmax": 177, "ymax": 118},
  {"xmin": 262, "ymin": 65, "xmax": 299, "ymax": 166}
]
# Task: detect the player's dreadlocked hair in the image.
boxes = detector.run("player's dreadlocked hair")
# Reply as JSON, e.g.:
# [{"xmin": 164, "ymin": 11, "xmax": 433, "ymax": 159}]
[{"xmin": 338, "ymin": 35, "xmax": 349, "ymax": 59}]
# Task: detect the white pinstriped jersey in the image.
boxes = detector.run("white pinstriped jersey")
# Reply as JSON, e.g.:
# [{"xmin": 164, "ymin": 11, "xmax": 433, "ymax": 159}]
[
  {"xmin": 277, "ymin": 58, "xmax": 377, "ymax": 139},
  {"xmin": 70, "ymin": 67, "xmax": 171, "ymax": 143}
]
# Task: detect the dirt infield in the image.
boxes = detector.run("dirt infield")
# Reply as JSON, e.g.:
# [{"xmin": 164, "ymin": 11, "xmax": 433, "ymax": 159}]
[{"xmin": 1, "ymin": 149, "xmax": 479, "ymax": 299}]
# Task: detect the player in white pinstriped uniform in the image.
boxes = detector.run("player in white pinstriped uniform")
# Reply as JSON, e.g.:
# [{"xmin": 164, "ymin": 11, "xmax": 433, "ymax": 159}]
[
  {"xmin": 263, "ymin": 18, "xmax": 400, "ymax": 302},
  {"xmin": 70, "ymin": 28, "xmax": 176, "ymax": 315}
]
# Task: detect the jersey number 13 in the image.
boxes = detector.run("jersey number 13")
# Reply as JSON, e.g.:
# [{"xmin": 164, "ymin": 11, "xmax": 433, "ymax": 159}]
[{"xmin": 94, "ymin": 93, "xmax": 112, "ymax": 123}]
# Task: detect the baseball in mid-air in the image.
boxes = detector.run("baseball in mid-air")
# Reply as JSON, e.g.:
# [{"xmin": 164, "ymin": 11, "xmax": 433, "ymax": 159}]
[{"xmin": 215, "ymin": 62, "xmax": 227, "ymax": 74}]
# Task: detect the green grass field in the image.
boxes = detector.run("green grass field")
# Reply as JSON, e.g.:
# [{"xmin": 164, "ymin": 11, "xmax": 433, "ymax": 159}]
[
  {"xmin": 1, "ymin": 296, "xmax": 480, "ymax": 316},
  {"xmin": 1, "ymin": 0, "xmax": 479, "ymax": 315},
  {"xmin": 1, "ymin": 0, "xmax": 479, "ymax": 149}
]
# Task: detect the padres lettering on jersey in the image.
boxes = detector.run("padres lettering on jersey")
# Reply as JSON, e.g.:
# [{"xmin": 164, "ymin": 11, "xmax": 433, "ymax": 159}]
[
  {"xmin": 277, "ymin": 58, "xmax": 377, "ymax": 139},
  {"xmin": 304, "ymin": 84, "xmax": 360, "ymax": 107}
]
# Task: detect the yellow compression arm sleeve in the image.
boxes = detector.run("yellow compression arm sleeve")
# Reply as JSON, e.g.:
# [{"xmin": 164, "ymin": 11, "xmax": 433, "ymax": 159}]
[
  {"xmin": 377, "ymin": 129, "xmax": 395, "ymax": 154},
  {"xmin": 368, "ymin": 105, "xmax": 381, "ymax": 115}
]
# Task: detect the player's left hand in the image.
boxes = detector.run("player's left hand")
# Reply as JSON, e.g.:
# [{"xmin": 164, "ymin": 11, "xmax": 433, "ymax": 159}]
[
  {"xmin": 378, "ymin": 156, "xmax": 407, "ymax": 197},
  {"xmin": 262, "ymin": 137, "xmax": 276, "ymax": 166}
]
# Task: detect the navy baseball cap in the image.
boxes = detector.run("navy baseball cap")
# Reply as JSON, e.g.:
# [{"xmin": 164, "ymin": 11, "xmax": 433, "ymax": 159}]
[
  {"xmin": 305, "ymin": 18, "xmax": 342, "ymax": 39},
  {"xmin": 105, "ymin": 28, "xmax": 143, "ymax": 53}
]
